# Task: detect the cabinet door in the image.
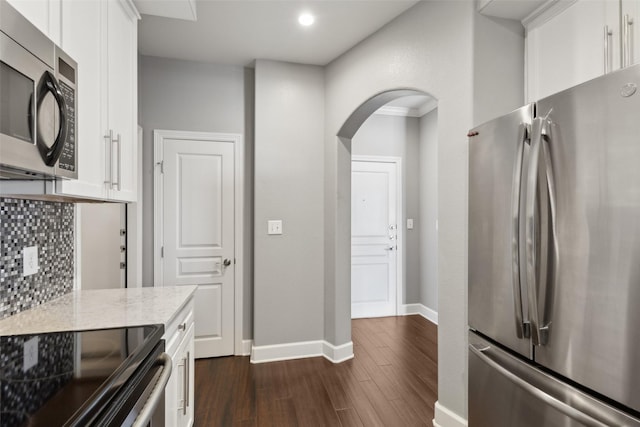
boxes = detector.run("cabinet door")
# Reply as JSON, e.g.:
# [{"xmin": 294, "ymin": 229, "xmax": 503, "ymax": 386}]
[
  {"xmin": 177, "ymin": 324, "xmax": 195, "ymax": 427},
  {"xmin": 56, "ymin": 0, "xmax": 108, "ymax": 200},
  {"xmin": 526, "ymin": 0, "xmax": 619, "ymax": 101},
  {"xmin": 165, "ymin": 324, "xmax": 195, "ymax": 427},
  {"xmin": 106, "ymin": 0, "xmax": 137, "ymax": 202},
  {"xmin": 622, "ymin": 0, "xmax": 640, "ymax": 67}
]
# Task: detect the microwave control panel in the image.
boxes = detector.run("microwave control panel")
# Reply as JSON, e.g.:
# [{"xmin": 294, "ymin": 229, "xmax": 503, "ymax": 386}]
[{"xmin": 57, "ymin": 80, "xmax": 75, "ymax": 172}]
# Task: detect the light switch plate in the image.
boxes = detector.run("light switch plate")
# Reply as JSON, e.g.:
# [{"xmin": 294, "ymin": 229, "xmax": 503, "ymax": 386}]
[
  {"xmin": 407, "ymin": 218, "xmax": 414, "ymax": 230},
  {"xmin": 23, "ymin": 245, "xmax": 39, "ymax": 276},
  {"xmin": 267, "ymin": 220, "xmax": 283, "ymax": 235},
  {"xmin": 23, "ymin": 336, "xmax": 38, "ymax": 372}
]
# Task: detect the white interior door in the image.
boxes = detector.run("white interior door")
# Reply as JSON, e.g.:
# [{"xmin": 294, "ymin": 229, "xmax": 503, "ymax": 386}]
[
  {"xmin": 159, "ymin": 134, "xmax": 235, "ymax": 358},
  {"xmin": 351, "ymin": 159, "xmax": 399, "ymax": 318}
]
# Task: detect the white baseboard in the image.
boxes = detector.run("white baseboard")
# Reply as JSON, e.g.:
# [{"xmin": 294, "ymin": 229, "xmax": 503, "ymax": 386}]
[
  {"xmin": 251, "ymin": 340, "xmax": 354, "ymax": 364},
  {"xmin": 323, "ymin": 340, "xmax": 354, "ymax": 363},
  {"xmin": 240, "ymin": 339, "xmax": 253, "ymax": 356},
  {"xmin": 433, "ymin": 401, "xmax": 467, "ymax": 427},
  {"xmin": 400, "ymin": 303, "xmax": 438, "ymax": 324}
]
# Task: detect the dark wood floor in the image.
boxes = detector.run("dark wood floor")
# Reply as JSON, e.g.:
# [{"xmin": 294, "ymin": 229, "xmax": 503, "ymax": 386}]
[{"xmin": 194, "ymin": 315, "xmax": 438, "ymax": 426}]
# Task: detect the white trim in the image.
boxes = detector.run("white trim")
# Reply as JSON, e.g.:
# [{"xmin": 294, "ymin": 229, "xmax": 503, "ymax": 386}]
[
  {"xmin": 126, "ymin": 126, "xmax": 144, "ymax": 288},
  {"xmin": 351, "ymin": 155, "xmax": 403, "ymax": 318},
  {"xmin": 374, "ymin": 99, "xmax": 438, "ymax": 118},
  {"xmin": 322, "ymin": 341, "xmax": 355, "ymax": 363},
  {"xmin": 433, "ymin": 401, "xmax": 468, "ymax": 427},
  {"xmin": 400, "ymin": 303, "xmax": 438, "ymax": 325},
  {"xmin": 153, "ymin": 129, "xmax": 244, "ymax": 357},
  {"xmin": 251, "ymin": 340, "xmax": 354, "ymax": 364},
  {"xmin": 241, "ymin": 339, "xmax": 253, "ymax": 356},
  {"xmin": 375, "ymin": 105, "xmax": 419, "ymax": 117},
  {"xmin": 522, "ymin": 0, "xmax": 577, "ymax": 29},
  {"xmin": 73, "ymin": 204, "xmax": 81, "ymax": 291}
]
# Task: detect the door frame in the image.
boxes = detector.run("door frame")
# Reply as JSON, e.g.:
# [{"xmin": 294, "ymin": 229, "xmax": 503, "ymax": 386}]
[
  {"xmin": 351, "ymin": 155, "xmax": 404, "ymax": 316},
  {"xmin": 153, "ymin": 129, "xmax": 244, "ymax": 356}
]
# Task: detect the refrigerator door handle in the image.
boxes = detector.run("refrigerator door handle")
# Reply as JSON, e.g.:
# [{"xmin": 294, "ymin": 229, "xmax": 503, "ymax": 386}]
[
  {"xmin": 511, "ymin": 122, "xmax": 530, "ymax": 339},
  {"xmin": 469, "ymin": 344, "xmax": 610, "ymax": 427},
  {"xmin": 525, "ymin": 117, "xmax": 553, "ymax": 346}
]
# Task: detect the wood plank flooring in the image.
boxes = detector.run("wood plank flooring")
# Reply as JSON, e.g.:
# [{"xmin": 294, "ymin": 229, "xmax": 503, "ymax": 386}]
[{"xmin": 194, "ymin": 315, "xmax": 438, "ymax": 426}]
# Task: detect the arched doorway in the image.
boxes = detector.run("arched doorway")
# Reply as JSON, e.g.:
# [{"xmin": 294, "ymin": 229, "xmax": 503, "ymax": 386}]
[{"xmin": 334, "ymin": 88, "xmax": 439, "ymax": 344}]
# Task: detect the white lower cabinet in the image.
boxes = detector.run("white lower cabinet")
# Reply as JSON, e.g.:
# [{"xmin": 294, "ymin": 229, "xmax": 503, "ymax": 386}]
[{"xmin": 161, "ymin": 300, "xmax": 195, "ymax": 427}]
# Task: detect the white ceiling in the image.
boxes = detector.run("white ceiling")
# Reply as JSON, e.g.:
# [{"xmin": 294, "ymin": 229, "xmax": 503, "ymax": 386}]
[{"xmin": 137, "ymin": 0, "xmax": 420, "ymax": 67}]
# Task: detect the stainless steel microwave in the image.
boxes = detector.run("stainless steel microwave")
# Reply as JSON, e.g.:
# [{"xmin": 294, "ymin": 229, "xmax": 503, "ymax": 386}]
[{"xmin": 0, "ymin": 0, "xmax": 77, "ymax": 179}]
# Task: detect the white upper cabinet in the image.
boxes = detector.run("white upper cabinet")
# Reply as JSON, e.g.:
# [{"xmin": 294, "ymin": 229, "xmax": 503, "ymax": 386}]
[
  {"xmin": 526, "ymin": 0, "xmax": 621, "ymax": 101},
  {"xmin": 55, "ymin": 0, "xmax": 139, "ymax": 202},
  {"xmin": 622, "ymin": 0, "xmax": 640, "ymax": 67},
  {"xmin": 106, "ymin": 0, "xmax": 138, "ymax": 202},
  {"xmin": 57, "ymin": 0, "xmax": 108, "ymax": 199}
]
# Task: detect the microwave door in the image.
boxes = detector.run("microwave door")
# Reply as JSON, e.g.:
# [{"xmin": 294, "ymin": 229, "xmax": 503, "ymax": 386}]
[{"xmin": 0, "ymin": 31, "xmax": 54, "ymax": 178}]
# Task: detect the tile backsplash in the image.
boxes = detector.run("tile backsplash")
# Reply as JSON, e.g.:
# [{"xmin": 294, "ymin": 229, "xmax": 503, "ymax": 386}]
[{"xmin": 0, "ymin": 198, "xmax": 74, "ymax": 320}]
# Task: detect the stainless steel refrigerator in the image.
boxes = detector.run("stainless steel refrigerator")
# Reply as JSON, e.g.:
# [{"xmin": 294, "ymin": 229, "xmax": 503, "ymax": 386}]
[{"xmin": 468, "ymin": 63, "xmax": 640, "ymax": 426}]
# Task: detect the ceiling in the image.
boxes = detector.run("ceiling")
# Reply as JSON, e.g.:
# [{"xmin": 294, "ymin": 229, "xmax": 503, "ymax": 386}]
[{"xmin": 137, "ymin": 0, "xmax": 420, "ymax": 67}]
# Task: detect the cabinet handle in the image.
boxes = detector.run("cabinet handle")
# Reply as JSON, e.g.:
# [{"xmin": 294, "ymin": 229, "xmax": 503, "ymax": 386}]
[
  {"xmin": 623, "ymin": 14, "xmax": 634, "ymax": 68},
  {"xmin": 104, "ymin": 130, "xmax": 113, "ymax": 185},
  {"xmin": 111, "ymin": 133, "xmax": 121, "ymax": 191},
  {"xmin": 603, "ymin": 25, "xmax": 613, "ymax": 73},
  {"xmin": 182, "ymin": 354, "xmax": 188, "ymax": 415},
  {"xmin": 185, "ymin": 351, "xmax": 190, "ymax": 410},
  {"xmin": 178, "ymin": 322, "xmax": 186, "ymax": 331}
]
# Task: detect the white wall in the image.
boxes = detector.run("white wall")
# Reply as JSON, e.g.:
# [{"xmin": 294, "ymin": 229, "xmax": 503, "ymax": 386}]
[
  {"xmin": 419, "ymin": 109, "xmax": 438, "ymax": 312},
  {"xmin": 253, "ymin": 60, "xmax": 325, "ymax": 346},
  {"xmin": 351, "ymin": 113, "xmax": 421, "ymax": 304},
  {"xmin": 138, "ymin": 55, "xmax": 254, "ymax": 339}
]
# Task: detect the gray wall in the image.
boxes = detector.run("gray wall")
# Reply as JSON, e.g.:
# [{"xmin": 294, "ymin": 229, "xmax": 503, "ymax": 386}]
[
  {"xmin": 324, "ymin": 2, "xmax": 475, "ymax": 421},
  {"xmin": 419, "ymin": 109, "xmax": 438, "ymax": 312},
  {"xmin": 138, "ymin": 55, "xmax": 254, "ymax": 339},
  {"xmin": 351, "ymin": 113, "xmax": 421, "ymax": 304},
  {"xmin": 474, "ymin": 15, "xmax": 525, "ymax": 125},
  {"xmin": 323, "ymin": 1, "xmax": 523, "ymax": 422},
  {"xmin": 253, "ymin": 60, "xmax": 325, "ymax": 346}
]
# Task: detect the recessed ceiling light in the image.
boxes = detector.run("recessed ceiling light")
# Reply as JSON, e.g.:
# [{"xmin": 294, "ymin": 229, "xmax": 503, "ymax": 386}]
[{"xmin": 298, "ymin": 13, "xmax": 315, "ymax": 27}]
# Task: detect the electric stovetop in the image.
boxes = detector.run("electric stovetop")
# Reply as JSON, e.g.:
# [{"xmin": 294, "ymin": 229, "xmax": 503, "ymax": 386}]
[{"xmin": 0, "ymin": 324, "xmax": 163, "ymax": 427}]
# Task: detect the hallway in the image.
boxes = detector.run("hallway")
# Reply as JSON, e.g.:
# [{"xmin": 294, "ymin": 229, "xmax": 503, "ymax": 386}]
[{"xmin": 194, "ymin": 315, "xmax": 438, "ymax": 426}]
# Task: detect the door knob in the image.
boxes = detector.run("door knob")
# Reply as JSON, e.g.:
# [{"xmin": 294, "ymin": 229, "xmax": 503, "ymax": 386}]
[{"xmin": 223, "ymin": 259, "xmax": 231, "ymax": 267}]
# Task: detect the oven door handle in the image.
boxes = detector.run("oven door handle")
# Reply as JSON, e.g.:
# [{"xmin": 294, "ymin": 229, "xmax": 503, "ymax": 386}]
[{"xmin": 132, "ymin": 352, "xmax": 172, "ymax": 427}]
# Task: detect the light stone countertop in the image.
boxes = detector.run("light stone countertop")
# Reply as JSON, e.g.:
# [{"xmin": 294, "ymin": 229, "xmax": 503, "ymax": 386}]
[{"xmin": 0, "ymin": 286, "xmax": 197, "ymax": 336}]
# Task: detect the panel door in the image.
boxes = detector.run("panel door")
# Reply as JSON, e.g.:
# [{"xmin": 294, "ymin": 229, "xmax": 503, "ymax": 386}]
[
  {"xmin": 162, "ymin": 137, "xmax": 235, "ymax": 358},
  {"xmin": 351, "ymin": 159, "xmax": 398, "ymax": 318}
]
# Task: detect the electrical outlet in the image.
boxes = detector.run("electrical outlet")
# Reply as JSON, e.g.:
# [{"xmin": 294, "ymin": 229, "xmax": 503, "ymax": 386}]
[
  {"xmin": 267, "ymin": 220, "xmax": 283, "ymax": 235},
  {"xmin": 23, "ymin": 337, "xmax": 38, "ymax": 372},
  {"xmin": 23, "ymin": 246, "xmax": 39, "ymax": 276}
]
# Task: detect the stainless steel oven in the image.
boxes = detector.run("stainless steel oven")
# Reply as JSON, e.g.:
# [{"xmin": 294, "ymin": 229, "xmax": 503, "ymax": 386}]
[
  {"xmin": 0, "ymin": 0, "xmax": 77, "ymax": 180},
  {"xmin": 0, "ymin": 325, "xmax": 170, "ymax": 427}
]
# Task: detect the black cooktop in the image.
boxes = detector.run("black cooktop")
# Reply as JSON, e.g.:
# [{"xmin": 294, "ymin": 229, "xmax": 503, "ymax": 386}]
[{"xmin": 0, "ymin": 324, "xmax": 164, "ymax": 427}]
